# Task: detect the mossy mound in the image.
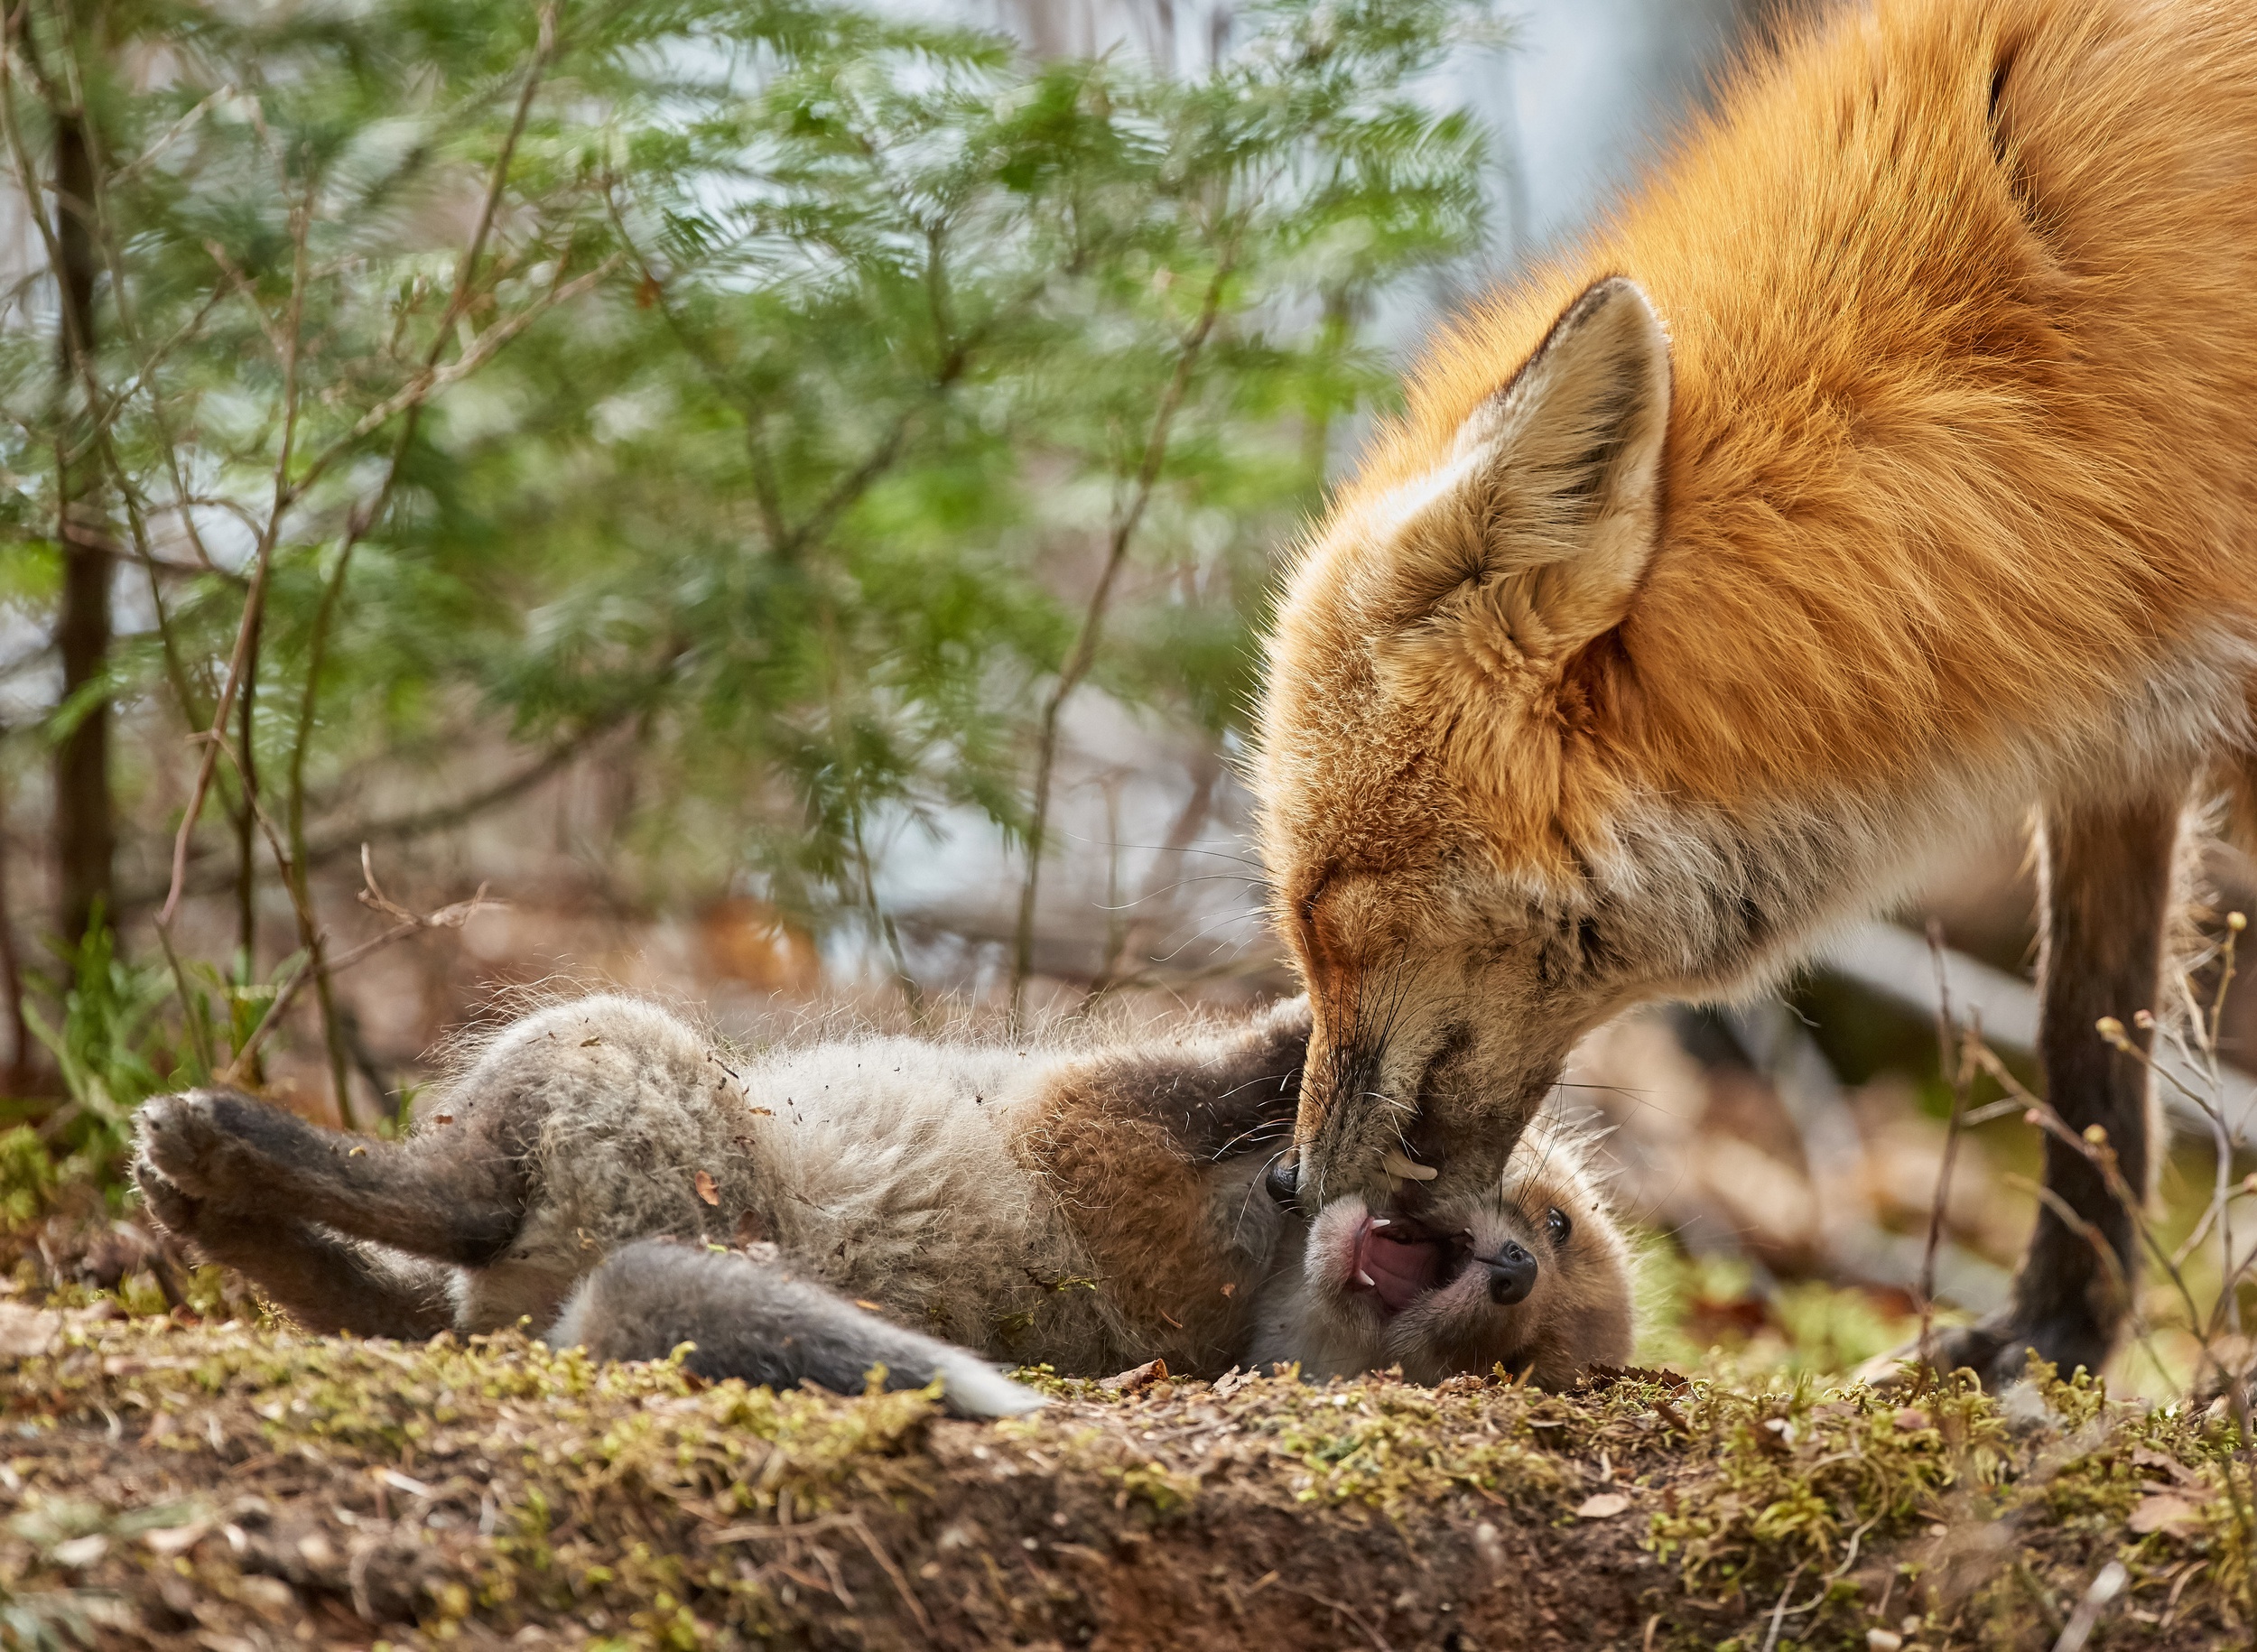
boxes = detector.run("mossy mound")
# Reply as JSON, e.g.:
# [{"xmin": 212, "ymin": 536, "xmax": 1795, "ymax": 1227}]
[{"xmin": 0, "ymin": 1304, "xmax": 2250, "ymax": 1648}]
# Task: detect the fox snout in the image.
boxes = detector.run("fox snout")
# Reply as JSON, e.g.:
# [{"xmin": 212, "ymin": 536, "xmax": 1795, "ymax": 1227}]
[
  {"xmin": 1482, "ymin": 1240, "xmax": 1537, "ymax": 1305},
  {"xmin": 1293, "ymin": 1063, "xmax": 1539, "ymax": 1220}
]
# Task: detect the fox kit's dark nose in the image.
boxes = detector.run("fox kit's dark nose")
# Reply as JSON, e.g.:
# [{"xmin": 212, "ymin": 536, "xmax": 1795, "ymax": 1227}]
[
  {"xmin": 1263, "ymin": 1151, "xmax": 1301, "ymax": 1211},
  {"xmin": 1486, "ymin": 1241, "xmax": 1537, "ymax": 1305}
]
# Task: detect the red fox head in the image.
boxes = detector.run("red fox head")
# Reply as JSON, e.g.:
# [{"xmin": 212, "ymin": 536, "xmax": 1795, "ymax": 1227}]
[{"xmin": 1256, "ymin": 277, "xmax": 1702, "ymax": 1212}]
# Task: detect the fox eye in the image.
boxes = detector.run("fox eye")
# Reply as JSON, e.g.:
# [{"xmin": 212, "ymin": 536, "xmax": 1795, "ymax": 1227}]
[{"xmin": 1545, "ymin": 1207, "xmax": 1571, "ymax": 1247}]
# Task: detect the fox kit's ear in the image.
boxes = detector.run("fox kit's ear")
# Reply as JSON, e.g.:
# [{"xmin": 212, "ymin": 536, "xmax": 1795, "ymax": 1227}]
[{"xmin": 1388, "ymin": 277, "xmax": 1669, "ymax": 660}]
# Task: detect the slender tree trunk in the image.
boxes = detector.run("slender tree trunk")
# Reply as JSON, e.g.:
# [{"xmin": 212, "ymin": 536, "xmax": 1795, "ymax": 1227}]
[
  {"xmin": 235, "ymin": 608, "xmax": 259, "ymax": 970},
  {"xmin": 52, "ymin": 84, "xmax": 112, "ymax": 949},
  {"xmin": 0, "ymin": 754, "xmax": 32, "ymax": 1093}
]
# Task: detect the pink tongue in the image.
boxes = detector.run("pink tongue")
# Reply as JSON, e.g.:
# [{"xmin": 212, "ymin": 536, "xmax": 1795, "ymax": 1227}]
[{"xmin": 1356, "ymin": 1226, "xmax": 1441, "ymax": 1313}]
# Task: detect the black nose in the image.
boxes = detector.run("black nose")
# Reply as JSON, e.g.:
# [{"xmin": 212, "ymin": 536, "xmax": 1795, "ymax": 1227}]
[
  {"xmin": 1486, "ymin": 1242, "xmax": 1537, "ymax": 1305},
  {"xmin": 1263, "ymin": 1152, "xmax": 1301, "ymax": 1211}
]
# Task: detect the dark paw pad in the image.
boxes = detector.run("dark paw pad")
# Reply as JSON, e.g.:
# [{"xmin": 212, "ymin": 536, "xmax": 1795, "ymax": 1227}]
[
  {"xmin": 134, "ymin": 1089, "xmax": 265, "ymax": 1203},
  {"xmin": 131, "ymin": 1153, "xmax": 202, "ymax": 1240}
]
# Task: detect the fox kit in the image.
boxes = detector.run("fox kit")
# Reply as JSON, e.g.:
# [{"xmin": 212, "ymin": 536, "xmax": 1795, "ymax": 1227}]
[
  {"xmin": 1254, "ymin": 0, "xmax": 2257, "ymax": 1387},
  {"xmin": 132, "ymin": 997, "xmax": 1630, "ymax": 1415},
  {"xmin": 1255, "ymin": 1108, "xmax": 1631, "ymax": 1390}
]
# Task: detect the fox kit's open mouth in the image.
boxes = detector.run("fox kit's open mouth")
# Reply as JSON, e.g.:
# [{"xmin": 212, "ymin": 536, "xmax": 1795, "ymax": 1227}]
[{"xmin": 1343, "ymin": 1214, "xmax": 1469, "ymax": 1315}]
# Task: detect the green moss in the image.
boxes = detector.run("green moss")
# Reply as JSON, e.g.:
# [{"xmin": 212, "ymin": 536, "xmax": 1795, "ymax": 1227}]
[
  {"xmin": 0, "ymin": 1128, "xmax": 54, "ymax": 1227},
  {"xmin": 5, "ymin": 1313, "xmax": 2254, "ymax": 1647}
]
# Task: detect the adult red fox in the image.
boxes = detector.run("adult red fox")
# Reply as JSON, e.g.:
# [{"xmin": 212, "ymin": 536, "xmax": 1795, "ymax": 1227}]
[{"xmin": 1255, "ymin": 0, "xmax": 2257, "ymax": 1385}]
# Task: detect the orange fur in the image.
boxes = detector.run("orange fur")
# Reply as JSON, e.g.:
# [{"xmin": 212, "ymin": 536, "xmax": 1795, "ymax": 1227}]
[
  {"xmin": 1255, "ymin": 0, "xmax": 2257, "ymax": 1258},
  {"xmin": 1014, "ymin": 1074, "xmax": 1255, "ymax": 1374}
]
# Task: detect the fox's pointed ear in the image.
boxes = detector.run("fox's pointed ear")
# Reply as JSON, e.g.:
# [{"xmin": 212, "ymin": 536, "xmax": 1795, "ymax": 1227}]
[{"xmin": 1387, "ymin": 277, "xmax": 1669, "ymax": 658}]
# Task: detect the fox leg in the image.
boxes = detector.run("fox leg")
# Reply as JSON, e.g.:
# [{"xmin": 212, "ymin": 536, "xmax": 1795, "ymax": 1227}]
[
  {"xmin": 135, "ymin": 1153, "xmax": 454, "ymax": 1336},
  {"xmin": 1934, "ymin": 788, "xmax": 2185, "ymax": 1385},
  {"xmin": 549, "ymin": 1239, "xmax": 1046, "ymax": 1420},
  {"xmin": 135, "ymin": 1088, "xmax": 529, "ymax": 1267}
]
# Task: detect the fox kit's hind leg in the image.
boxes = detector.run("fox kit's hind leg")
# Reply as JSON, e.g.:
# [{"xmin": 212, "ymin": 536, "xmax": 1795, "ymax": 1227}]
[
  {"xmin": 135, "ymin": 996, "xmax": 742, "ymax": 1335},
  {"xmin": 135, "ymin": 1156, "xmax": 453, "ymax": 1336},
  {"xmin": 1932, "ymin": 789, "xmax": 2185, "ymax": 1385},
  {"xmin": 135, "ymin": 1087, "xmax": 532, "ymax": 1262},
  {"xmin": 133, "ymin": 1088, "xmax": 524, "ymax": 1335},
  {"xmin": 552, "ymin": 1240, "xmax": 1046, "ymax": 1420}
]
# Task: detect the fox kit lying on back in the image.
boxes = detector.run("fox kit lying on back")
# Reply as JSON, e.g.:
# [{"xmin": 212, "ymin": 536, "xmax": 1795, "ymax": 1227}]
[
  {"xmin": 1256, "ymin": 1108, "xmax": 1630, "ymax": 1391},
  {"xmin": 1256, "ymin": 0, "xmax": 2257, "ymax": 1387},
  {"xmin": 132, "ymin": 997, "xmax": 1630, "ymax": 1415}
]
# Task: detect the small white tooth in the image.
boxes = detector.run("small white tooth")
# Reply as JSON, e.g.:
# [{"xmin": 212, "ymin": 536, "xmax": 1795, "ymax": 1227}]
[
  {"xmin": 1357, "ymin": 1270, "xmax": 1377, "ymax": 1288},
  {"xmin": 1369, "ymin": 1217, "xmax": 1391, "ymax": 1230},
  {"xmin": 1382, "ymin": 1149, "xmax": 1440, "ymax": 1183}
]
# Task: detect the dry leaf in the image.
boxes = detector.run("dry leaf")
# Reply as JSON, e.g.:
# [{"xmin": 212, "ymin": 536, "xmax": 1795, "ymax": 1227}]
[
  {"xmin": 0, "ymin": 1303, "xmax": 60, "ymax": 1359},
  {"xmin": 1099, "ymin": 1359, "xmax": 1169, "ymax": 1393},
  {"xmin": 142, "ymin": 1522, "xmax": 210, "ymax": 1558},
  {"xmin": 51, "ymin": 1534, "xmax": 107, "ymax": 1568},
  {"xmin": 1573, "ymin": 1491, "xmax": 1631, "ymax": 1519},
  {"xmin": 2129, "ymin": 1491, "xmax": 2209, "ymax": 1538},
  {"xmin": 734, "ymin": 1210, "xmax": 765, "ymax": 1247},
  {"xmin": 1212, "ymin": 1367, "xmax": 1254, "ymax": 1399},
  {"xmin": 693, "ymin": 1170, "xmax": 720, "ymax": 1206},
  {"xmin": 2132, "ymin": 1447, "xmax": 2206, "ymax": 1489},
  {"xmin": 853, "ymin": 1299, "xmax": 884, "ymax": 1312}
]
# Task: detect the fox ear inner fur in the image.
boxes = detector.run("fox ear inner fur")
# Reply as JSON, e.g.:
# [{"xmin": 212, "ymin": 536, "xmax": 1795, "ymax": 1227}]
[{"xmin": 1380, "ymin": 275, "xmax": 1671, "ymax": 664}]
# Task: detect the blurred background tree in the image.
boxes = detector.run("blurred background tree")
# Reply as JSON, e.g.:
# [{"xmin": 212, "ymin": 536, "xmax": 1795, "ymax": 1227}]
[{"xmin": 0, "ymin": 0, "xmax": 1497, "ymax": 1142}]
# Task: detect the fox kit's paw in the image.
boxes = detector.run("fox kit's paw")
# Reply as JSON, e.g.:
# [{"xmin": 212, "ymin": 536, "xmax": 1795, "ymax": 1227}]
[
  {"xmin": 135, "ymin": 1089, "xmax": 272, "ymax": 1206},
  {"xmin": 130, "ymin": 1150, "xmax": 203, "ymax": 1243}
]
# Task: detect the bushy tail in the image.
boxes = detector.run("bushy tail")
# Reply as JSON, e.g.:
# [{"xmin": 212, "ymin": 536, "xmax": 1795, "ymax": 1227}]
[{"xmin": 546, "ymin": 1240, "xmax": 1047, "ymax": 1420}]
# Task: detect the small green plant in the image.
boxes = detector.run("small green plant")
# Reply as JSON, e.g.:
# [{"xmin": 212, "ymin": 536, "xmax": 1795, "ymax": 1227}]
[
  {"xmin": 2, "ymin": 911, "xmax": 234, "ymax": 1218},
  {"xmin": 0, "ymin": 1127, "xmax": 54, "ymax": 1226}
]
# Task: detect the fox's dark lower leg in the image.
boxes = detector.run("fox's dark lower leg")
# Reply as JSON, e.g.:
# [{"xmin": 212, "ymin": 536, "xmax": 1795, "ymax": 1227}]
[
  {"xmin": 135, "ymin": 1089, "xmax": 531, "ymax": 1265},
  {"xmin": 1937, "ymin": 788, "xmax": 2183, "ymax": 1385}
]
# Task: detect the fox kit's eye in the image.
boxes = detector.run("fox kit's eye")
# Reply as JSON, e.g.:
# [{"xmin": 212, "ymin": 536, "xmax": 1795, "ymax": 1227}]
[{"xmin": 1545, "ymin": 1207, "xmax": 1572, "ymax": 1247}]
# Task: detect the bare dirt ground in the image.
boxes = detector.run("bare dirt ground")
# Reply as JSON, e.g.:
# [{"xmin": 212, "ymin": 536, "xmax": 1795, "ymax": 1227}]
[{"xmin": 0, "ymin": 1299, "xmax": 2245, "ymax": 1651}]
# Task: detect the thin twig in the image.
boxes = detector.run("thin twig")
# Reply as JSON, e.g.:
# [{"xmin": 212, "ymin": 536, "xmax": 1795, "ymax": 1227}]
[
  {"xmin": 845, "ymin": 1517, "xmax": 932, "ymax": 1638},
  {"xmin": 1279, "ymin": 1584, "xmax": 1393, "ymax": 1652},
  {"xmin": 1010, "ymin": 256, "xmax": 1235, "ymax": 1019},
  {"xmin": 1757, "ymin": 1562, "xmax": 1811, "ymax": 1652},
  {"xmin": 270, "ymin": 4, "xmax": 567, "ymax": 1115},
  {"xmin": 2049, "ymin": 1559, "xmax": 2126, "ymax": 1652},
  {"xmin": 217, "ymin": 850, "xmax": 499, "ymax": 1085},
  {"xmin": 124, "ymin": 722, "xmax": 615, "ymax": 909},
  {"xmin": 156, "ymin": 128, "xmax": 322, "ymax": 933}
]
